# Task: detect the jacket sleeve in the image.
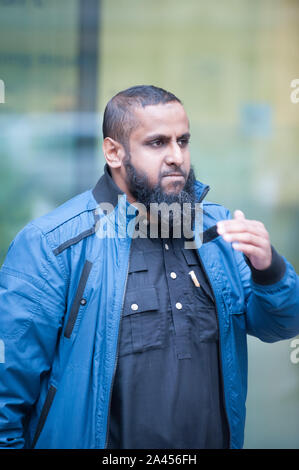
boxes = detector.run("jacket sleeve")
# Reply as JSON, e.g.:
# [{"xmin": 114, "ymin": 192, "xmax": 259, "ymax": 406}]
[
  {"xmin": 225, "ymin": 209, "xmax": 299, "ymax": 342},
  {"xmin": 0, "ymin": 223, "xmax": 66, "ymax": 448}
]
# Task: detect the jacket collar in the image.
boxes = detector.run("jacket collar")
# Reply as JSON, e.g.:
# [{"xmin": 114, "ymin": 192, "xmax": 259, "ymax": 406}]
[
  {"xmin": 92, "ymin": 163, "xmax": 210, "ymax": 208},
  {"xmin": 92, "ymin": 163, "xmax": 125, "ymax": 207}
]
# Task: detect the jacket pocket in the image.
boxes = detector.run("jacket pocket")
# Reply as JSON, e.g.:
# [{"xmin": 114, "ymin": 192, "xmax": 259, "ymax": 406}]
[
  {"xmin": 31, "ymin": 385, "xmax": 57, "ymax": 448},
  {"xmin": 229, "ymin": 309, "xmax": 246, "ymax": 331},
  {"xmin": 64, "ymin": 260, "xmax": 93, "ymax": 339},
  {"xmin": 220, "ymin": 286, "xmax": 247, "ymax": 333},
  {"xmin": 120, "ymin": 286, "xmax": 162, "ymax": 356}
]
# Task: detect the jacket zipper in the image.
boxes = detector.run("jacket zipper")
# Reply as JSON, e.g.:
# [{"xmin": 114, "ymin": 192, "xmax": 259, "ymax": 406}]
[
  {"xmin": 197, "ymin": 185, "xmax": 210, "ymax": 204},
  {"xmin": 195, "ymin": 249, "xmax": 231, "ymax": 448},
  {"xmin": 64, "ymin": 260, "xmax": 93, "ymax": 339},
  {"xmin": 31, "ymin": 385, "xmax": 57, "ymax": 448},
  {"xmin": 104, "ymin": 241, "xmax": 132, "ymax": 449},
  {"xmin": 196, "ymin": 182, "xmax": 231, "ymax": 447}
]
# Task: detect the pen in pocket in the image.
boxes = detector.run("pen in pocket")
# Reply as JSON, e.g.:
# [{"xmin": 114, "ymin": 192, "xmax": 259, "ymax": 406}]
[{"xmin": 188, "ymin": 270, "xmax": 200, "ymax": 287}]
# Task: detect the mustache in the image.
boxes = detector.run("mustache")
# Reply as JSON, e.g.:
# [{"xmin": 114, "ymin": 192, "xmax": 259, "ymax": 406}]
[{"xmin": 160, "ymin": 168, "xmax": 187, "ymax": 179}]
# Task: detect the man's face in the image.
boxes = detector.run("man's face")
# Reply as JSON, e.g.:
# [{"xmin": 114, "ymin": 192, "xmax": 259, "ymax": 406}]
[
  {"xmin": 117, "ymin": 101, "xmax": 197, "ymax": 238},
  {"xmin": 121, "ymin": 101, "xmax": 191, "ymax": 200}
]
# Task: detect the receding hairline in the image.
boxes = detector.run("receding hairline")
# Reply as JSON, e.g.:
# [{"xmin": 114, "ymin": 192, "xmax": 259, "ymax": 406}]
[
  {"xmin": 128, "ymin": 101, "xmax": 189, "ymax": 135},
  {"xmin": 102, "ymin": 85, "xmax": 183, "ymax": 148},
  {"xmin": 104, "ymin": 98, "xmax": 186, "ymax": 148}
]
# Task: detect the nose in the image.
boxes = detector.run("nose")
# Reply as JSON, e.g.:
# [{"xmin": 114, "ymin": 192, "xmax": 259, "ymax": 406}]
[{"xmin": 165, "ymin": 141, "xmax": 184, "ymax": 167}]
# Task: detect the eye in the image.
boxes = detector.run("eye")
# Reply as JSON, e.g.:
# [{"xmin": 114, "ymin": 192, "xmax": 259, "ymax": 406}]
[
  {"xmin": 178, "ymin": 138, "xmax": 189, "ymax": 148},
  {"xmin": 150, "ymin": 140, "xmax": 164, "ymax": 148}
]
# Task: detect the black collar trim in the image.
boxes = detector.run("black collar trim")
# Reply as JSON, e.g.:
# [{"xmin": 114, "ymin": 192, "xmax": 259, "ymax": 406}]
[{"xmin": 92, "ymin": 163, "xmax": 125, "ymax": 208}]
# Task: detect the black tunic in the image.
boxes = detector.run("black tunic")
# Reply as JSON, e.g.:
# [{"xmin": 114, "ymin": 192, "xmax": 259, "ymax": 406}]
[{"xmin": 108, "ymin": 234, "xmax": 229, "ymax": 449}]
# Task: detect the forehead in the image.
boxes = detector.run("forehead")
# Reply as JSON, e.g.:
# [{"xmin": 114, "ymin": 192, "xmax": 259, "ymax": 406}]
[{"xmin": 129, "ymin": 102, "xmax": 189, "ymax": 140}]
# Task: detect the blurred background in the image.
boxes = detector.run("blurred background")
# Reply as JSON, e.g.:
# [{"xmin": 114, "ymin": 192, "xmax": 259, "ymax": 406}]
[{"xmin": 0, "ymin": 0, "xmax": 298, "ymax": 448}]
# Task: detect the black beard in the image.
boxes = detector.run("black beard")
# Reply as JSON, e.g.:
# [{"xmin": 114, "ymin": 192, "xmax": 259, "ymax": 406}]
[{"xmin": 123, "ymin": 154, "xmax": 198, "ymax": 239}]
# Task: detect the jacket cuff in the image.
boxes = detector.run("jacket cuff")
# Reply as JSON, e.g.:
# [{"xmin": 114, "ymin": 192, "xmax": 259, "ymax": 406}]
[{"xmin": 244, "ymin": 245, "xmax": 286, "ymax": 286}]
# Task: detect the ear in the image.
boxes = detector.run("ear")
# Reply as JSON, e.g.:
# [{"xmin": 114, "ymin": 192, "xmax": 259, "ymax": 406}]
[{"xmin": 102, "ymin": 137, "xmax": 125, "ymax": 169}]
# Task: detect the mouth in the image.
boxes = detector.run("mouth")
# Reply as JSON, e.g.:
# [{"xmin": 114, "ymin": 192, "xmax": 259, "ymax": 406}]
[{"xmin": 163, "ymin": 173, "xmax": 185, "ymax": 180}]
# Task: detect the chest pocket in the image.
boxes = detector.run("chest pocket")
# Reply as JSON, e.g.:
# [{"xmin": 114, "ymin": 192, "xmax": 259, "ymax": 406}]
[
  {"xmin": 119, "ymin": 286, "xmax": 163, "ymax": 356},
  {"xmin": 181, "ymin": 247, "xmax": 215, "ymax": 305},
  {"xmin": 181, "ymin": 247, "xmax": 219, "ymax": 343},
  {"xmin": 118, "ymin": 250, "xmax": 164, "ymax": 356}
]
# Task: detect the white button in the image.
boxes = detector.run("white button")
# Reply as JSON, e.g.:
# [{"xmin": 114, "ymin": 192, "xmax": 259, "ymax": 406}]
[
  {"xmin": 170, "ymin": 272, "xmax": 177, "ymax": 279},
  {"xmin": 131, "ymin": 303, "xmax": 138, "ymax": 311},
  {"xmin": 175, "ymin": 302, "xmax": 182, "ymax": 310},
  {"xmin": 165, "ymin": 243, "xmax": 169, "ymax": 250}
]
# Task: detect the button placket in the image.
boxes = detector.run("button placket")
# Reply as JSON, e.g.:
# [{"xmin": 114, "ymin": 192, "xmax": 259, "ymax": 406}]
[{"xmin": 162, "ymin": 239, "xmax": 191, "ymax": 359}]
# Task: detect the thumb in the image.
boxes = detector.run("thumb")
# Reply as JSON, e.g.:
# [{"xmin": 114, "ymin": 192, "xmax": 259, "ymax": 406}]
[{"xmin": 234, "ymin": 209, "xmax": 245, "ymax": 220}]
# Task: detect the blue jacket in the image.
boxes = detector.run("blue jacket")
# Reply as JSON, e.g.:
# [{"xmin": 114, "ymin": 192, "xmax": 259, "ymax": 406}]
[{"xmin": 0, "ymin": 165, "xmax": 298, "ymax": 449}]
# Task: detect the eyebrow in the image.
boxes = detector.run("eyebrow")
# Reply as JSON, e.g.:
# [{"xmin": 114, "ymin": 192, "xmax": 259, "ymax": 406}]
[{"xmin": 143, "ymin": 132, "xmax": 191, "ymax": 143}]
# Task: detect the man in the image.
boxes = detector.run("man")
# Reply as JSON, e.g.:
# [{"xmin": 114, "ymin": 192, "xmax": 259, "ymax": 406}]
[{"xmin": 0, "ymin": 85, "xmax": 298, "ymax": 449}]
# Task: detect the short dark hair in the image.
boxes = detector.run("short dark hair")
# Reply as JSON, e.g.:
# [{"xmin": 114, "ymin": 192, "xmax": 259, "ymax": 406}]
[{"xmin": 102, "ymin": 85, "xmax": 182, "ymax": 149}]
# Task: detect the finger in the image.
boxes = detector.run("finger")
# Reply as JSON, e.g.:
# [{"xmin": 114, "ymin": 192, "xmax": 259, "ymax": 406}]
[
  {"xmin": 234, "ymin": 209, "xmax": 245, "ymax": 220},
  {"xmin": 217, "ymin": 219, "xmax": 266, "ymax": 237},
  {"xmin": 231, "ymin": 242, "xmax": 265, "ymax": 258},
  {"xmin": 222, "ymin": 231, "xmax": 268, "ymax": 248},
  {"xmin": 216, "ymin": 211, "xmax": 244, "ymax": 234},
  {"xmin": 217, "ymin": 219, "xmax": 269, "ymax": 238}
]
